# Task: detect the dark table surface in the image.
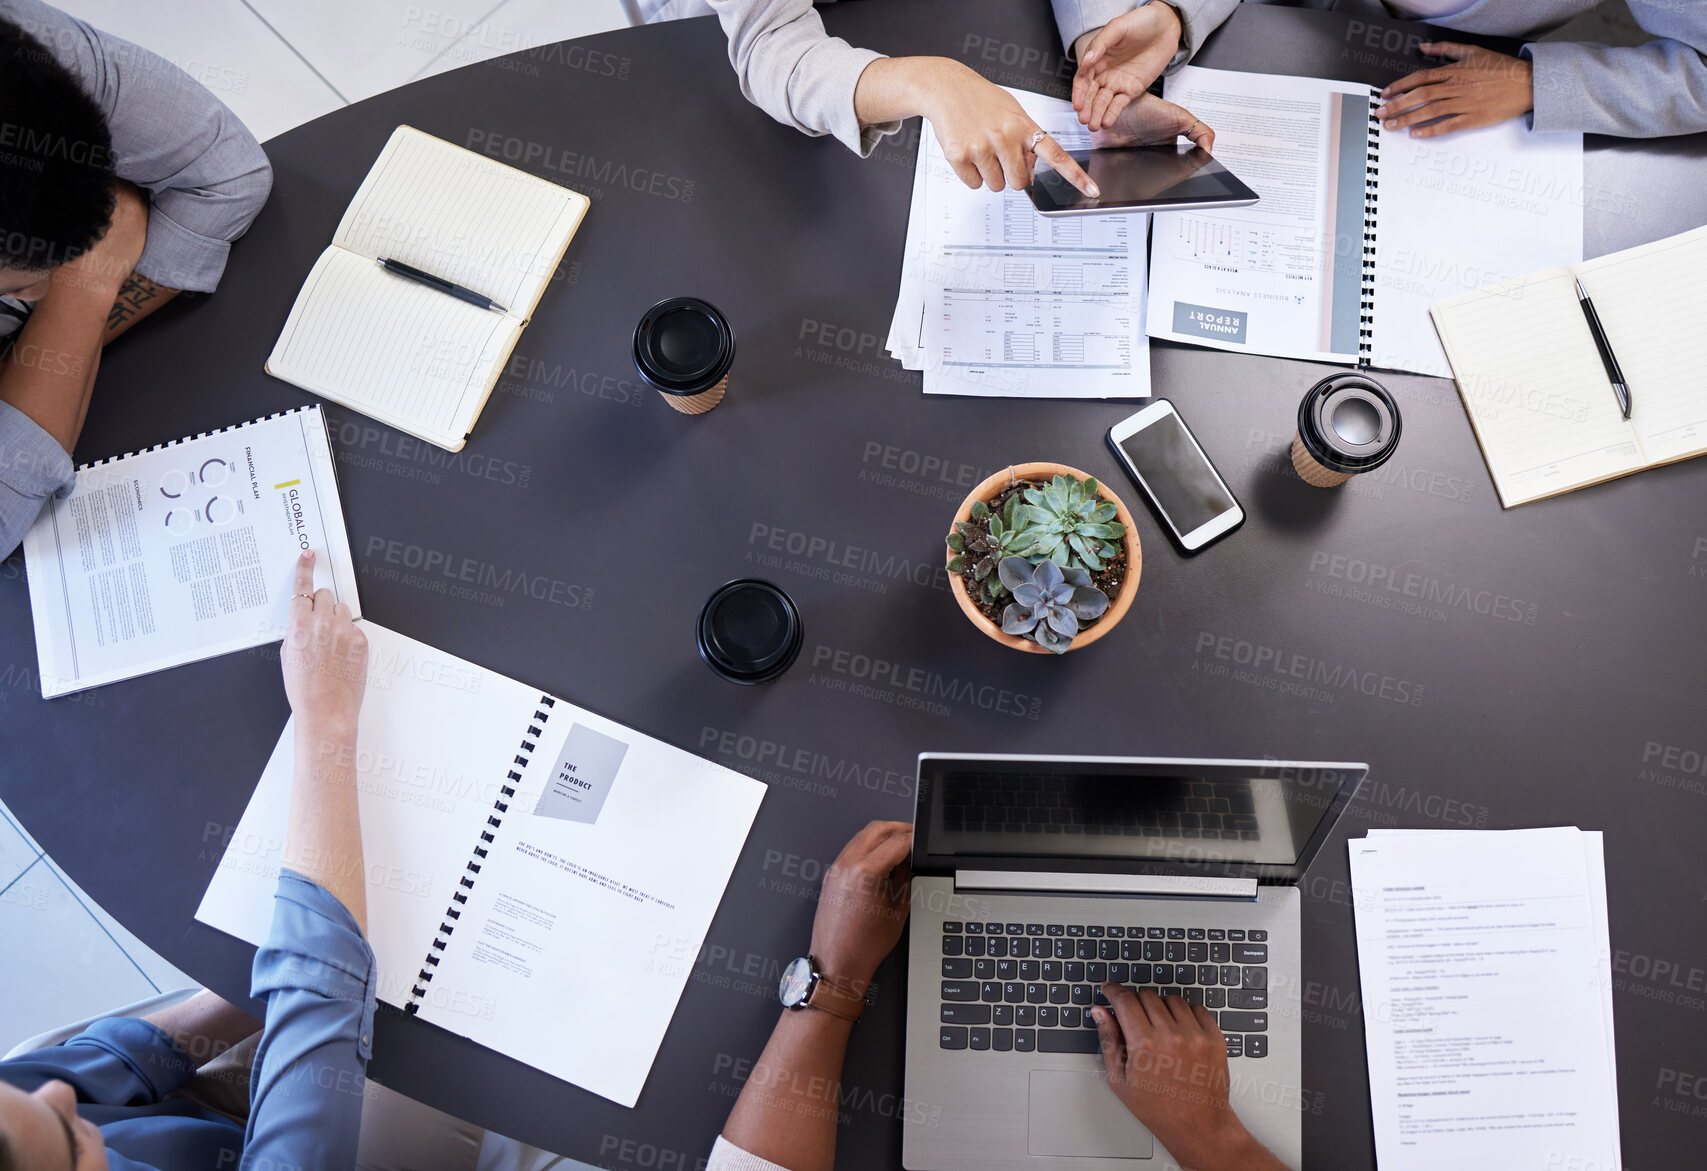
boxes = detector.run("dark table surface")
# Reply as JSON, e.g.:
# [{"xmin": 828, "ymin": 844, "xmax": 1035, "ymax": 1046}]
[{"xmin": 4, "ymin": 3, "xmax": 1705, "ymax": 1168}]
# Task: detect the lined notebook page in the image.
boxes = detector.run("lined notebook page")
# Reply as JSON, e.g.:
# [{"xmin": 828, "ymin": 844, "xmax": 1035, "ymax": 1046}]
[
  {"xmin": 1432, "ymin": 270, "xmax": 1639, "ymax": 507},
  {"xmin": 334, "ymin": 126, "xmax": 585, "ymax": 317},
  {"xmin": 270, "ymin": 248, "xmax": 520, "ymax": 447},
  {"xmin": 1574, "ymin": 226, "xmax": 1707, "ymax": 466}
]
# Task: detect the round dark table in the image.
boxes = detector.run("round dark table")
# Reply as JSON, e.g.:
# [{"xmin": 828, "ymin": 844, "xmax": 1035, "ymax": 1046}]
[{"xmin": 4, "ymin": 4, "xmax": 1705, "ymax": 1168}]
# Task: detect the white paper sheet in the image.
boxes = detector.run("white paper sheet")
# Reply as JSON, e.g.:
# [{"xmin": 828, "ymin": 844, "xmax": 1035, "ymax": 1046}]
[
  {"xmin": 196, "ymin": 621, "xmax": 767, "ymax": 1108},
  {"xmin": 888, "ymin": 90, "xmax": 1150, "ymax": 398},
  {"xmin": 22, "ymin": 406, "xmax": 358, "ymax": 697},
  {"xmin": 1349, "ymin": 828, "xmax": 1620, "ymax": 1171}
]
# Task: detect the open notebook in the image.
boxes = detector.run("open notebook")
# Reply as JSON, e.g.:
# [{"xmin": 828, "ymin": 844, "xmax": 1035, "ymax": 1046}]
[
  {"xmin": 266, "ymin": 126, "xmax": 589, "ymax": 451},
  {"xmin": 196, "ymin": 622, "xmax": 766, "ymax": 1107},
  {"xmin": 1431, "ymin": 224, "xmax": 1707, "ymax": 507}
]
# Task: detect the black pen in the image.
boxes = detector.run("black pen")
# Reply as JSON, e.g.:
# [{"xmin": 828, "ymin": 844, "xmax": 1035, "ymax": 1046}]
[
  {"xmin": 1574, "ymin": 277, "xmax": 1630, "ymax": 420},
  {"xmin": 377, "ymin": 257, "xmax": 508, "ymax": 313}
]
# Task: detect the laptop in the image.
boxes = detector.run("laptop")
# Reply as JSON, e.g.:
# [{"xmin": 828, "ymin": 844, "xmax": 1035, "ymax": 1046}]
[{"xmin": 901, "ymin": 755, "xmax": 1366, "ymax": 1170}]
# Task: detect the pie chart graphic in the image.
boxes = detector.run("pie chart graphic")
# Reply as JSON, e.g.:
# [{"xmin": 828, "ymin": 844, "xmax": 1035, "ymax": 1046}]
[
  {"xmin": 206, "ymin": 495, "xmax": 239, "ymax": 525},
  {"xmin": 158, "ymin": 468, "xmax": 190, "ymax": 499},
  {"xmin": 199, "ymin": 458, "xmax": 230, "ymax": 486},
  {"xmin": 163, "ymin": 509, "xmax": 195, "ymax": 536}
]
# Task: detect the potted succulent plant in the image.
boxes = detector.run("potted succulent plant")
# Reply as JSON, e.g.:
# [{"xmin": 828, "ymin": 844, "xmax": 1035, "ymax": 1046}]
[{"xmin": 945, "ymin": 463, "xmax": 1141, "ymax": 654}]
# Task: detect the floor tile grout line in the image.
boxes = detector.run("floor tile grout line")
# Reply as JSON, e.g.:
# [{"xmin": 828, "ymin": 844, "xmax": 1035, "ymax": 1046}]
[
  {"xmin": 237, "ymin": 0, "xmax": 352, "ymax": 105},
  {"xmin": 43, "ymin": 859, "xmax": 163, "ymax": 995},
  {"xmin": 0, "ymin": 801, "xmax": 41, "ymax": 851},
  {"xmin": 0, "ymin": 854, "xmax": 44, "ymax": 902},
  {"xmin": 406, "ymin": 0, "xmax": 512, "ymax": 83}
]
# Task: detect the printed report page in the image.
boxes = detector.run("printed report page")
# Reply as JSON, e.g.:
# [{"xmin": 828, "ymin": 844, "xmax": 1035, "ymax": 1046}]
[
  {"xmin": 417, "ymin": 705, "xmax": 765, "ymax": 1107},
  {"xmin": 1148, "ymin": 66, "xmax": 1370, "ymax": 363}
]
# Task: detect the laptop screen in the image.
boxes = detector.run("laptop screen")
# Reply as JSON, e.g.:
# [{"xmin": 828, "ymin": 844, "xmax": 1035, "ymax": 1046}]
[{"xmin": 913, "ymin": 755, "xmax": 1366, "ymax": 884}]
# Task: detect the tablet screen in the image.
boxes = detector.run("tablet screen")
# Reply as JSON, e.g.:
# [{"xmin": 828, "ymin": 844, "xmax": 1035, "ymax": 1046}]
[{"xmin": 1026, "ymin": 144, "xmax": 1259, "ymax": 214}]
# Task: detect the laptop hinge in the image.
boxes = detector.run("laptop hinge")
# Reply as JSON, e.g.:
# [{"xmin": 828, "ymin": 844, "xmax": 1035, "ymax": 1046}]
[{"xmin": 954, "ymin": 870, "xmax": 1258, "ymax": 900}]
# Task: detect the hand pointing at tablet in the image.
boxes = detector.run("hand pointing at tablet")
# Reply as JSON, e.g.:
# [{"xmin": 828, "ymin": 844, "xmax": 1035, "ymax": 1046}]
[{"xmin": 1091, "ymin": 95, "xmax": 1216, "ymax": 154}]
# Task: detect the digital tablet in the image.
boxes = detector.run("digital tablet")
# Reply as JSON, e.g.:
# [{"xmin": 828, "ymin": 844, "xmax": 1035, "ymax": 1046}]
[{"xmin": 1026, "ymin": 144, "xmax": 1260, "ymax": 216}]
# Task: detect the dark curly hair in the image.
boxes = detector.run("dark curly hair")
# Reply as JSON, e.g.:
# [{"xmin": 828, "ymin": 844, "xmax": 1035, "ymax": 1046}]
[{"xmin": 0, "ymin": 16, "xmax": 117, "ymax": 272}]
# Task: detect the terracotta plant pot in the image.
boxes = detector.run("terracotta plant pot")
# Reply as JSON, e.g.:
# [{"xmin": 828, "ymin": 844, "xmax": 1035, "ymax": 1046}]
[{"xmin": 947, "ymin": 462, "xmax": 1142, "ymax": 654}]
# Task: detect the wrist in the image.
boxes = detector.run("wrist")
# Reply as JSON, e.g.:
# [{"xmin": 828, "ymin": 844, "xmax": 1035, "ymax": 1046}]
[
  {"xmin": 295, "ymin": 713, "xmax": 359, "ymax": 756},
  {"xmin": 1150, "ymin": 1, "xmax": 1185, "ymax": 52},
  {"xmin": 1169, "ymin": 1114, "xmax": 1264, "ymax": 1170}
]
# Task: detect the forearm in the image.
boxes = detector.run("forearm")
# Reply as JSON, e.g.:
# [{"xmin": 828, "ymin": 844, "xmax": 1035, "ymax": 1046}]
[
  {"xmin": 720, "ymin": 1008, "xmax": 857, "ymax": 1171},
  {"xmin": 140, "ymin": 990, "xmax": 261, "ymax": 1069},
  {"xmin": 1525, "ymin": 39, "xmax": 1707, "ymax": 136},
  {"xmin": 104, "ymin": 275, "xmax": 177, "ymax": 345},
  {"xmin": 284, "ymin": 717, "xmax": 367, "ymax": 932},
  {"xmin": 0, "ymin": 279, "xmax": 114, "ymax": 452}
]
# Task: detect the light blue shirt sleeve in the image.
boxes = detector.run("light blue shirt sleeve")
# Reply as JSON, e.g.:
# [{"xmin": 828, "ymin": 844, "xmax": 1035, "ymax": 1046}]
[
  {"xmin": 243, "ymin": 868, "xmax": 378, "ymax": 1171},
  {"xmin": 0, "ymin": 398, "xmax": 75, "ymax": 559}
]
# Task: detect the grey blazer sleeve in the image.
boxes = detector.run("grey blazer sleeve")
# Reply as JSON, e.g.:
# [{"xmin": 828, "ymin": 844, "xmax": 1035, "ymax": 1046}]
[
  {"xmin": 1524, "ymin": 33, "xmax": 1707, "ymax": 137},
  {"xmin": 0, "ymin": 0, "xmax": 272, "ymax": 292},
  {"xmin": 1052, "ymin": 0, "xmax": 1239, "ymax": 71},
  {"xmin": 708, "ymin": 0, "xmax": 899, "ymax": 157},
  {"xmin": 0, "ymin": 400, "xmax": 74, "ymax": 560}
]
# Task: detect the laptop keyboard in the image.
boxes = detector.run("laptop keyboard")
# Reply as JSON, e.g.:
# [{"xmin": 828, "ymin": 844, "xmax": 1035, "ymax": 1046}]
[{"xmin": 937, "ymin": 921, "xmax": 1269, "ymax": 1060}]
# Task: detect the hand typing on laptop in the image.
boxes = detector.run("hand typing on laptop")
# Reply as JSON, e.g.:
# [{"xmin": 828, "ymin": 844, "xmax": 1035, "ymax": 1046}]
[{"xmin": 1091, "ymin": 984, "xmax": 1287, "ymax": 1171}]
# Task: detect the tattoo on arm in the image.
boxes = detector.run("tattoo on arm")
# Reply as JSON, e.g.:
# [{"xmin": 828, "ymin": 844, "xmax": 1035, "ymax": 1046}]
[{"xmin": 107, "ymin": 275, "xmax": 163, "ymax": 333}]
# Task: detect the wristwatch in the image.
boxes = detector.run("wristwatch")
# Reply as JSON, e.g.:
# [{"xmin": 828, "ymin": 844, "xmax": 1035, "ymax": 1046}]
[{"xmin": 778, "ymin": 955, "xmax": 865, "ymax": 1022}]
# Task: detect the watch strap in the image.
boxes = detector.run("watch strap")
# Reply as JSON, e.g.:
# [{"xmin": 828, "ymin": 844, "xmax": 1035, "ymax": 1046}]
[{"xmin": 806, "ymin": 971, "xmax": 866, "ymax": 1022}]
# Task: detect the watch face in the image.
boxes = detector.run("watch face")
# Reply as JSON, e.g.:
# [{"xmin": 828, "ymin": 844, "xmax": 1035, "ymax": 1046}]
[{"xmin": 779, "ymin": 956, "xmax": 815, "ymax": 1008}]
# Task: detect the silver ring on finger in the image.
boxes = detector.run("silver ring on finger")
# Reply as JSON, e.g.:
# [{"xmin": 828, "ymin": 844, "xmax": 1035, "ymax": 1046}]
[
  {"xmin": 292, "ymin": 592, "xmax": 315, "ymax": 603},
  {"xmin": 1029, "ymin": 130, "xmax": 1048, "ymax": 149}
]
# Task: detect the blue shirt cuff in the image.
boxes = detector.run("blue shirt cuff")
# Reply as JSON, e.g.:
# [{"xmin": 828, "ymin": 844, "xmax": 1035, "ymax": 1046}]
[{"xmin": 252, "ymin": 869, "xmax": 377, "ymax": 1061}]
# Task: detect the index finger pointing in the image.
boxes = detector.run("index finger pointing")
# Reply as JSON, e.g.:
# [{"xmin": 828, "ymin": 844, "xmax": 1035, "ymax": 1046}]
[
  {"xmin": 1035, "ymin": 135, "xmax": 1100, "ymax": 199},
  {"xmin": 290, "ymin": 551, "xmax": 316, "ymax": 612}
]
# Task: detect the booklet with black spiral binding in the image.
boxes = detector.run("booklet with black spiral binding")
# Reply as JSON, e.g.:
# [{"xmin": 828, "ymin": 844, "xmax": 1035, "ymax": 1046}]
[
  {"xmin": 194, "ymin": 621, "xmax": 766, "ymax": 1108},
  {"xmin": 1144, "ymin": 65, "xmax": 1583, "ymax": 378},
  {"xmin": 21, "ymin": 405, "xmax": 359, "ymax": 697}
]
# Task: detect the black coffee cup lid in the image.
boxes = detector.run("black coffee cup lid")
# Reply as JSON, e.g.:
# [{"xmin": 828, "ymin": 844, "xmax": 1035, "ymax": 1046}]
[
  {"xmin": 1297, "ymin": 373, "xmax": 1402, "ymax": 474},
  {"xmin": 634, "ymin": 297, "xmax": 735, "ymax": 394},
  {"xmin": 698, "ymin": 579, "xmax": 802, "ymax": 684}
]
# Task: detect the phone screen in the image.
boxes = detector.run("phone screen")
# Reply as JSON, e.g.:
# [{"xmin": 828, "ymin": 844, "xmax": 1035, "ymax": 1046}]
[{"xmin": 1116, "ymin": 410, "xmax": 1237, "ymax": 538}]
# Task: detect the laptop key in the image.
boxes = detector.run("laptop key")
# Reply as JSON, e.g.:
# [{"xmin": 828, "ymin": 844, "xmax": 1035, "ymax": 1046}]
[
  {"xmin": 1088, "ymin": 925, "xmax": 1105, "ymax": 938},
  {"xmin": 1089, "ymin": 985, "xmax": 1107, "ymax": 1006},
  {"xmin": 970, "ymin": 1027, "xmax": 991, "ymax": 1050},
  {"xmin": 1006, "ymin": 922, "xmax": 1024, "ymax": 935},
  {"xmin": 940, "ymin": 1027, "xmax": 968, "ymax": 1050},
  {"xmin": 993, "ymin": 1004, "xmax": 1014, "ymax": 1025},
  {"xmin": 1242, "ymin": 967, "xmax": 1268, "ymax": 990},
  {"xmin": 1207, "ymin": 929, "xmax": 1226, "ymax": 941},
  {"xmin": 1147, "ymin": 928, "xmax": 1165, "ymax": 939},
  {"xmin": 1010, "ymin": 938, "xmax": 1031, "ymax": 958},
  {"xmin": 1224, "ymin": 1034, "xmax": 1243, "ymax": 1059},
  {"xmin": 1085, "ymin": 962, "xmax": 1106, "ymax": 983},
  {"xmin": 1107, "ymin": 926, "xmax": 1125, "ymax": 938},
  {"xmin": 1205, "ymin": 987, "xmax": 1227, "ymax": 1009},
  {"xmin": 1020, "ymin": 961, "xmax": 1041, "ymax": 980},
  {"xmin": 1039, "ymin": 1030, "xmax": 1100, "ymax": 1054},
  {"xmin": 1210, "ymin": 943, "xmax": 1230, "ymax": 964},
  {"xmin": 1142, "ymin": 941, "xmax": 1163, "ymax": 962},
  {"xmin": 987, "ymin": 937, "xmax": 1008, "ymax": 958},
  {"xmin": 1121, "ymin": 940, "xmax": 1143, "ymax": 961},
  {"xmin": 1004, "ymin": 982, "xmax": 1025, "ymax": 1003},
  {"xmin": 1228, "ymin": 989, "xmax": 1268, "ymax": 1010},
  {"xmin": 1132, "ymin": 963, "xmax": 1153, "ymax": 983},
  {"xmin": 1026, "ymin": 983, "xmax": 1048, "ymax": 1004},
  {"xmin": 1027, "ymin": 924, "xmax": 1044, "ymax": 936},
  {"xmin": 1198, "ymin": 965, "xmax": 1219, "ymax": 986},
  {"xmin": 1099, "ymin": 940, "xmax": 1119, "ymax": 961},
  {"xmin": 1249, "ymin": 929, "xmax": 1268, "ymax": 942},
  {"xmin": 1061, "ymin": 1007, "xmax": 1081, "ymax": 1027},
  {"xmin": 1187, "ymin": 942, "xmax": 1208, "ymax": 963},
  {"xmin": 964, "ymin": 936, "xmax": 987, "ymax": 957},
  {"xmin": 941, "ymin": 1003, "xmax": 991, "ymax": 1024},
  {"xmin": 942, "ymin": 937, "xmax": 964, "ymax": 957},
  {"xmin": 1165, "ymin": 942, "xmax": 1186, "ymax": 962},
  {"xmin": 1183, "ymin": 987, "xmax": 1204, "ymax": 1005},
  {"xmin": 1055, "ymin": 940, "xmax": 1075, "ymax": 960},
  {"xmin": 992, "ymin": 1028, "xmax": 1013, "ymax": 1052},
  {"xmin": 1014, "ymin": 1030, "xmax": 1036, "ymax": 1053},
  {"xmin": 1232, "ymin": 943, "xmax": 1267, "ymax": 964},
  {"xmin": 982, "ymin": 981, "xmax": 1003, "ymax": 1002},
  {"xmin": 975, "ymin": 959, "xmax": 996, "ymax": 980},
  {"xmin": 1167, "ymin": 928, "xmax": 1185, "ymax": 940},
  {"xmin": 1066, "ymin": 924, "xmax": 1084, "ymax": 937},
  {"xmin": 1228, "ymin": 929, "xmax": 1246, "ymax": 941},
  {"xmin": 1245, "ymin": 1034, "xmax": 1268, "ymax": 1058},
  {"xmin": 1176, "ymin": 965, "xmax": 1196, "ymax": 985},
  {"xmin": 1220, "ymin": 965, "xmax": 1241, "ymax": 986},
  {"xmin": 1048, "ymin": 984, "xmax": 1070, "ymax": 1004},
  {"xmin": 1042, "ymin": 961, "xmax": 1063, "ymax": 981},
  {"xmin": 1064, "ymin": 961, "xmax": 1085, "ymax": 982},
  {"xmin": 1109, "ymin": 963, "xmax": 1130, "ymax": 982},
  {"xmin": 1039, "ymin": 1006, "xmax": 1059, "ymax": 1027},
  {"xmin": 1219, "ymin": 1011, "xmax": 1267, "ymax": 1032},
  {"xmin": 942, "ymin": 959, "xmax": 972, "ymax": 979},
  {"xmin": 944, "ymin": 922, "xmax": 963, "ymax": 933},
  {"xmin": 1187, "ymin": 928, "xmax": 1205, "ymax": 940},
  {"xmin": 1076, "ymin": 939, "xmax": 1097, "ymax": 960},
  {"xmin": 1047, "ymin": 924, "xmax": 1064, "ymax": 937},
  {"xmin": 965, "ymin": 922, "xmax": 983, "ymax": 933},
  {"xmin": 942, "ymin": 981, "xmax": 979, "ymax": 1001},
  {"xmin": 1159, "ymin": 987, "xmax": 1183, "ymax": 997},
  {"xmin": 1017, "ymin": 1006, "xmax": 1037, "ymax": 1026},
  {"xmin": 1153, "ymin": 963, "xmax": 1174, "ymax": 983}
]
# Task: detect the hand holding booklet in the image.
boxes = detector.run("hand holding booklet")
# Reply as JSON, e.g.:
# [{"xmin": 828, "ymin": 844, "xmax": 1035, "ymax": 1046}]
[{"xmin": 196, "ymin": 622, "xmax": 765, "ymax": 1108}]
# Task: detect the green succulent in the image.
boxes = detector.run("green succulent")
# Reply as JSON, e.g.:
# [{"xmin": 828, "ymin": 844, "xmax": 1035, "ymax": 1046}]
[
  {"xmin": 947, "ymin": 495, "xmax": 1035, "ymax": 604},
  {"xmin": 1013, "ymin": 474, "xmax": 1126, "ymax": 572}
]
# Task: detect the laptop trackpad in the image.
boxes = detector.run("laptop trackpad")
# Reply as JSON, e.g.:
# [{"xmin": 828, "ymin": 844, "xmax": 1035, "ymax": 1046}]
[{"xmin": 1028, "ymin": 1071, "xmax": 1155, "ymax": 1158}]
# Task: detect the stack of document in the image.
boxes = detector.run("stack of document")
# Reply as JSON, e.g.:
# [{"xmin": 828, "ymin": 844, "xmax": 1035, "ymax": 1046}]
[
  {"xmin": 887, "ymin": 87, "xmax": 1151, "ymax": 398},
  {"xmin": 1349, "ymin": 828, "xmax": 1620, "ymax": 1171}
]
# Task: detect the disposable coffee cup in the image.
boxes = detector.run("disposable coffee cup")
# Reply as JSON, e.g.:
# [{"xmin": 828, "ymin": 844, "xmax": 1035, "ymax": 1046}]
[
  {"xmin": 1291, "ymin": 373, "xmax": 1402, "ymax": 488},
  {"xmin": 697, "ymin": 579, "xmax": 802, "ymax": 684},
  {"xmin": 633, "ymin": 297, "xmax": 735, "ymax": 415}
]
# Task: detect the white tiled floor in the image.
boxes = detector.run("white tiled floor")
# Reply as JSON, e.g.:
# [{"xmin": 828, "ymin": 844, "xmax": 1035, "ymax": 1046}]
[
  {"xmin": 4, "ymin": 2, "xmax": 635, "ymax": 1161},
  {"xmin": 55, "ymin": 0, "xmax": 632, "ymax": 141}
]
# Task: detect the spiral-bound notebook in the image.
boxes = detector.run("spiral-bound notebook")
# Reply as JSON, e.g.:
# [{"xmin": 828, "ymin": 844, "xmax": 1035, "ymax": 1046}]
[
  {"xmin": 1145, "ymin": 66, "xmax": 1583, "ymax": 378},
  {"xmin": 266, "ymin": 126, "xmax": 589, "ymax": 452},
  {"xmin": 195, "ymin": 621, "xmax": 766, "ymax": 1108},
  {"xmin": 21, "ymin": 405, "xmax": 359, "ymax": 697}
]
